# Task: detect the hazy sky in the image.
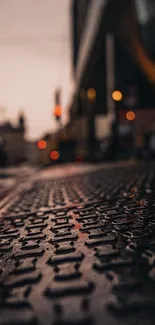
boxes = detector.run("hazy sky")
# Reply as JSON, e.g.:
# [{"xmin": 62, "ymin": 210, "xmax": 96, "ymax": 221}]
[{"xmin": 0, "ymin": 0, "xmax": 72, "ymax": 140}]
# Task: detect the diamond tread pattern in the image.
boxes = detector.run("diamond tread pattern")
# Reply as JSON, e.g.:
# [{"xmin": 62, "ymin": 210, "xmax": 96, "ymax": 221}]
[{"xmin": 1, "ymin": 164, "xmax": 155, "ymax": 324}]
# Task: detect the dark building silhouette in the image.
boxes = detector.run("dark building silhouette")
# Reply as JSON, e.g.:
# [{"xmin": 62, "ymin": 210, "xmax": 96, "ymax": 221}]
[
  {"xmin": 0, "ymin": 115, "xmax": 26, "ymax": 166},
  {"xmin": 18, "ymin": 112, "xmax": 25, "ymax": 131}
]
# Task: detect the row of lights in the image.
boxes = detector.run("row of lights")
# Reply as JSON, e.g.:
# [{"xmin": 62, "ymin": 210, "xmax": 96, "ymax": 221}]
[
  {"xmin": 37, "ymin": 140, "xmax": 59, "ymax": 161},
  {"xmin": 37, "ymin": 140, "xmax": 83, "ymax": 163},
  {"xmin": 81, "ymin": 88, "xmax": 136, "ymax": 121},
  {"xmin": 112, "ymin": 90, "xmax": 136, "ymax": 121},
  {"xmin": 37, "ymin": 89, "xmax": 135, "ymax": 154},
  {"xmin": 86, "ymin": 89, "xmax": 136, "ymax": 121},
  {"xmin": 82, "ymin": 88, "xmax": 123, "ymax": 102},
  {"xmin": 80, "ymin": 88, "xmax": 96, "ymax": 101}
]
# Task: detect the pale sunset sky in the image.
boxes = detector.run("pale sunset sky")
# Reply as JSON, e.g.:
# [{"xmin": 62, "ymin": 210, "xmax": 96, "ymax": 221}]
[{"xmin": 0, "ymin": 0, "xmax": 72, "ymax": 140}]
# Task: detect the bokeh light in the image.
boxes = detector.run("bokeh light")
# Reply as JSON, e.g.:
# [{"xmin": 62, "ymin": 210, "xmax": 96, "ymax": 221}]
[
  {"xmin": 126, "ymin": 111, "xmax": 136, "ymax": 121},
  {"xmin": 50, "ymin": 150, "xmax": 59, "ymax": 160},
  {"xmin": 112, "ymin": 90, "xmax": 123, "ymax": 102},
  {"xmin": 53, "ymin": 105, "xmax": 62, "ymax": 117},
  {"xmin": 87, "ymin": 88, "xmax": 96, "ymax": 101},
  {"xmin": 37, "ymin": 140, "xmax": 46, "ymax": 150}
]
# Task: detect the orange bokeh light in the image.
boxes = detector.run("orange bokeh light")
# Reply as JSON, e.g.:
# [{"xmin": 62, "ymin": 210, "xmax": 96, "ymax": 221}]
[
  {"xmin": 53, "ymin": 105, "xmax": 62, "ymax": 117},
  {"xmin": 50, "ymin": 150, "xmax": 59, "ymax": 160},
  {"xmin": 112, "ymin": 90, "xmax": 123, "ymax": 102},
  {"xmin": 126, "ymin": 111, "xmax": 136, "ymax": 121},
  {"xmin": 87, "ymin": 88, "xmax": 96, "ymax": 101},
  {"xmin": 37, "ymin": 140, "xmax": 46, "ymax": 150}
]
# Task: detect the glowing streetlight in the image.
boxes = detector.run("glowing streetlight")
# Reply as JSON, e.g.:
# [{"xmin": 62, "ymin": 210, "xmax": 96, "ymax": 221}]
[
  {"xmin": 50, "ymin": 150, "xmax": 59, "ymax": 160},
  {"xmin": 112, "ymin": 90, "xmax": 123, "ymax": 102},
  {"xmin": 87, "ymin": 88, "xmax": 96, "ymax": 102},
  {"xmin": 126, "ymin": 111, "xmax": 136, "ymax": 121},
  {"xmin": 37, "ymin": 140, "xmax": 46, "ymax": 150}
]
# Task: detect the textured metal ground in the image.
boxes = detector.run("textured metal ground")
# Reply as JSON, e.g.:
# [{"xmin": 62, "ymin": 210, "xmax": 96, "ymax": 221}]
[{"xmin": 1, "ymin": 163, "xmax": 155, "ymax": 325}]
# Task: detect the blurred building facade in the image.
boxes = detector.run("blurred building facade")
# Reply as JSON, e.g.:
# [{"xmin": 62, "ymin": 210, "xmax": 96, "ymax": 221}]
[
  {"xmin": 26, "ymin": 141, "xmax": 39, "ymax": 165},
  {"xmin": 70, "ymin": 0, "xmax": 115, "ymax": 160},
  {"xmin": 0, "ymin": 114, "xmax": 26, "ymax": 166},
  {"xmin": 34, "ymin": 0, "xmax": 155, "ymax": 165},
  {"xmin": 69, "ymin": 0, "xmax": 155, "ymax": 161}
]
